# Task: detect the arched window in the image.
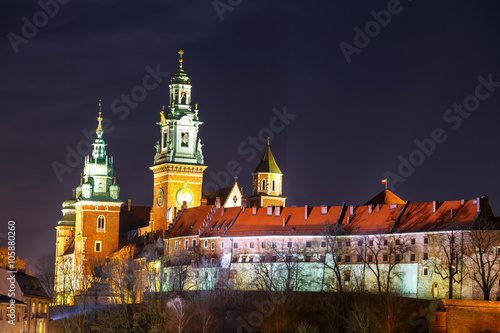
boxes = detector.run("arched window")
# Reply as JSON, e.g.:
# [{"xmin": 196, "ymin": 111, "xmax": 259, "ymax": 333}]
[
  {"xmin": 97, "ymin": 215, "xmax": 105, "ymax": 232},
  {"xmin": 272, "ymin": 180, "xmax": 276, "ymax": 191},
  {"xmin": 262, "ymin": 179, "xmax": 266, "ymax": 191}
]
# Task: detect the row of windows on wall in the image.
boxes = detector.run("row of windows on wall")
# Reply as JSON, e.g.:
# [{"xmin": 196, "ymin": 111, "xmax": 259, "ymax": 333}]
[
  {"xmin": 171, "ymin": 236, "xmax": 432, "ymax": 252},
  {"xmin": 94, "ymin": 206, "xmax": 109, "ymax": 210}
]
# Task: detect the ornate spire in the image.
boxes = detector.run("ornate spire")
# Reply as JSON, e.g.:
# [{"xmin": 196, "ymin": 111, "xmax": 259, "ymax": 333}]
[
  {"xmin": 96, "ymin": 99, "xmax": 103, "ymax": 139},
  {"xmin": 178, "ymin": 49, "xmax": 184, "ymax": 69}
]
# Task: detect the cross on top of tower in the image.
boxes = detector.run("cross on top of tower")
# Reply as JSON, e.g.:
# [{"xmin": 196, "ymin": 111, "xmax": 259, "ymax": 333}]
[
  {"xmin": 96, "ymin": 99, "xmax": 103, "ymax": 139},
  {"xmin": 178, "ymin": 49, "xmax": 184, "ymax": 68}
]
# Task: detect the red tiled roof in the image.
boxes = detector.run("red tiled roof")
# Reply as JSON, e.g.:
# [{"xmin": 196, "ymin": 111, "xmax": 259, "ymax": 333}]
[
  {"xmin": 165, "ymin": 197, "xmax": 492, "ymax": 239},
  {"xmin": 364, "ymin": 189, "xmax": 405, "ymax": 205}
]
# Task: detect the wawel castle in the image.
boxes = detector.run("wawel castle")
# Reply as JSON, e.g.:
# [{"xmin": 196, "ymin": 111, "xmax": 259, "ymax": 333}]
[{"xmin": 54, "ymin": 51, "xmax": 500, "ymax": 305}]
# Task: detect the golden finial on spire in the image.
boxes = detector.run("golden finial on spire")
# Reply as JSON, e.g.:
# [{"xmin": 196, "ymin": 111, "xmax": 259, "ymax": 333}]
[
  {"xmin": 267, "ymin": 137, "xmax": 270, "ymax": 145},
  {"xmin": 178, "ymin": 49, "xmax": 184, "ymax": 68},
  {"xmin": 97, "ymin": 99, "xmax": 103, "ymax": 135}
]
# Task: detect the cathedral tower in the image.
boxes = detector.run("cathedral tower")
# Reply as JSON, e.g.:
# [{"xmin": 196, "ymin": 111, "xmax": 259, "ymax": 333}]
[
  {"xmin": 55, "ymin": 105, "xmax": 123, "ymax": 304},
  {"xmin": 248, "ymin": 143, "xmax": 286, "ymax": 207},
  {"xmin": 150, "ymin": 50, "xmax": 207, "ymax": 232}
]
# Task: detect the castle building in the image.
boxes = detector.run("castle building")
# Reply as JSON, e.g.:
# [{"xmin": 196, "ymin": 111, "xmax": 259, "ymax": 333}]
[{"xmin": 54, "ymin": 51, "xmax": 500, "ymax": 305}]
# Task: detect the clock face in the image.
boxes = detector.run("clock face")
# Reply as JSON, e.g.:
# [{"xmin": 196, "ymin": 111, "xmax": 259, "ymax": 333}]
[
  {"xmin": 156, "ymin": 188, "xmax": 164, "ymax": 207},
  {"xmin": 176, "ymin": 187, "xmax": 194, "ymax": 206}
]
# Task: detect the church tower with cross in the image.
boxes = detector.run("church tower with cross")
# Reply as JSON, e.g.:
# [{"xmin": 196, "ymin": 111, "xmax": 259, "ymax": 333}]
[
  {"xmin": 150, "ymin": 50, "xmax": 207, "ymax": 233},
  {"xmin": 248, "ymin": 142, "xmax": 286, "ymax": 207}
]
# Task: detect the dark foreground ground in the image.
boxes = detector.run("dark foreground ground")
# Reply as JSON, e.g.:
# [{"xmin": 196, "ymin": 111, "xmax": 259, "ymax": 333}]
[{"xmin": 49, "ymin": 291, "xmax": 441, "ymax": 333}]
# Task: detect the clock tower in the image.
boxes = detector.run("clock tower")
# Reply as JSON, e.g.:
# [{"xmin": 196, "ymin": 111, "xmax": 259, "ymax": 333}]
[{"xmin": 150, "ymin": 50, "xmax": 207, "ymax": 233}]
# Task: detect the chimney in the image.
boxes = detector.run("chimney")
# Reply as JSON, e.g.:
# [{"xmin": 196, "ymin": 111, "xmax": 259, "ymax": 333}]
[
  {"xmin": 305, "ymin": 205, "xmax": 309, "ymax": 221},
  {"xmin": 460, "ymin": 199, "xmax": 465, "ymax": 206},
  {"xmin": 376, "ymin": 204, "xmax": 380, "ymax": 213},
  {"xmin": 477, "ymin": 197, "xmax": 481, "ymax": 213},
  {"xmin": 347, "ymin": 216, "xmax": 350, "ymax": 225},
  {"xmin": 275, "ymin": 206, "xmax": 281, "ymax": 217},
  {"xmin": 368, "ymin": 205, "xmax": 372, "ymax": 214},
  {"xmin": 321, "ymin": 205, "xmax": 328, "ymax": 215},
  {"xmin": 349, "ymin": 205, "xmax": 354, "ymax": 216},
  {"xmin": 127, "ymin": 199, "xmax": 132, "ymax": 211},
  {"xmin": 182, "ymin": 201, "xmax": 187, "ymax": 209},
  {"xmin": 252, "ymin": 206, "xmax": 257, "ymax": 215},
  {"xmin": 450, "ymin": 208, "xmax": 454, "ymax": 219},
  {"xmin": 282, "ymin": 217, "xmax": 286, "ymax": 227},
  {"xmin": 241, "ymin": 197, "xmax": 248, "ymax": 208},
  {"xmin": 201, "ymin": 199, "xmax": 207, "ymax": 206},
  {"xmin": 267, "ymin": 206, "xmax": 273, "ymax": 216},
  {"xmin": 215, "ymin": 197, "xmax": 221, "ymax": 209},
  {"xmin": 221, "ymin": 206, "xmax": 225, "ymax": 217},
  {"xmin": 432, "ymin": 201, "xmax": 437, "ymax": 213}
]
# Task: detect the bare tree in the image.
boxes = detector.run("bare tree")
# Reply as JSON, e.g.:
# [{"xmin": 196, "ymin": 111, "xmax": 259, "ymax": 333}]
[
  {"xmin": 34, "ymin": 252, "xmax": 55, "ymax": 302},
  {"xmin": 323, "ymin": 221, "xmax": 347, "ymax": 292},
  {"xmin": 431, "ymin": 225, "xmax": 465, "ymax": 299},
  {"xmin": 167, "ymin": 297, "xmax": 192, "ymax": 333},
  {"xmin": 358, "ymin": 233, "xmax": 411, "ymax": 333},
  {"xmin": 360, "ymin": 233, "xmax": 410, "ymax": 296},
  {"xmin": 167, "ymin": 249, "xmax": 190, "ymax": 292},
  {"xmin": 466, "ymin": 217, "xmax": 500, "ymax": 300}
]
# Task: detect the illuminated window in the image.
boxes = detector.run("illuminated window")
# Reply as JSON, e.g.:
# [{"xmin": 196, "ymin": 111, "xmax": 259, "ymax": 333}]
[
  {"xmin": 344, "ymin": 270, "xmax": 351, "ymax": 282},
  {"xmin": 95, "ymin": 241, "xmax": 102, "ymax": 252},
  {"xmin": 97, "ymin": 215, "xmax": 105, "ymax": 232}
]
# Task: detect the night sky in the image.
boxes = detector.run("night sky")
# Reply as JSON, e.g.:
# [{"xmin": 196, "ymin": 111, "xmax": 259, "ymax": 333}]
[{"xmin": 2, "ymin": 1, "xmax": 500, "ymax": 268}]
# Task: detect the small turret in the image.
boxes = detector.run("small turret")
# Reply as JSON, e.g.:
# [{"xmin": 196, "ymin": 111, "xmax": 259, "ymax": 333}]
[{"xmin": 110, "ymin": 177, "xmax": 120, "ymax": 199}]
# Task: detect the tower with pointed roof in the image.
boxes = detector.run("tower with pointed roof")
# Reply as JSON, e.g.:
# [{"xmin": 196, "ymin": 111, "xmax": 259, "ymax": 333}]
[
  {"xmin": 248, "ymin": 143, "xmax": 286, "ymax": 207},
  {"xmin": 55, "ymin": 104, "xmax": 123, "ymax": 304},
  {"xmin": 150, "ymin": 51, "xmax": 207, "ymax": 232}
]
